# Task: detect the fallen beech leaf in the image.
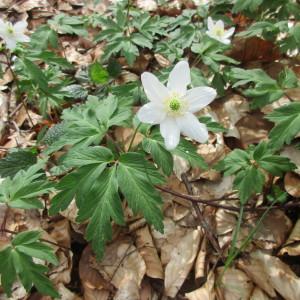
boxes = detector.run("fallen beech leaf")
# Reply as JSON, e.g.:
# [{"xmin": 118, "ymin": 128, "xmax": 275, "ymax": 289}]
[
  {"xmin": 195, "ymin": 236, "xmax": 207, "ymax": 280},
  {"xmin": 235, "ymin": 112, "xmax": 273, "ymax": 147},
  {"xmin": 91, "ymin": 238, "xmax": 146, "ymax": 297},
  {"xmin": 281, "ymin": 146, "xmax": 300, "ymax": 175},
  {"xmin": 192, "ymin": 175, "xmax": 234, "ymax": 200},
  {"xmin": 79, "ymin": 245, "xmax": 113, "ymax": 300},
  {"xmin": 284, "ymin": 172, "xmax": 300, "ymax": 197},
  {"xmin": 216, "ymin": 267, "xmax": 253, "ymax": 300},
  {"xmin": 253, "ymin": 209, "xmax": 292, "ymax": 250},
  {"xmin": 135, "ymin": 226, "xmax": 164, "ymax": 279},
  {"xmin": 12, "ymin": 0, "xmax": 50, "ymax": 12},
  {"xmin": 164, "ymin": 229, "xmax": 201, "ymax": 298},
  {"xmin": 279, "ymin": 218, "xmax": 300, "ymax": 256},
  {"xmin": 211, "ymin": 94, "xmax": 249, "ymax": 139},
  {"xmin": 152, "ymin": 218, "xmax": 187, "ymax": 266},
  {"xmin": 55, "ymin": 283, "xmax": 81, "ymax": 300},
  {"xmin": 185, "ymin": 271, "xmax": 215, "ymax": 300},
  {"xmin": 250, "ymin": 287, "xmax": 271, "ymax": 300}
]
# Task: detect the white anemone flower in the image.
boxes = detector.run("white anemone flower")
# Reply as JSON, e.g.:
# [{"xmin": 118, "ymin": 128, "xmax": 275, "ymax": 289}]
[
  {"xmin": 137, "ymin": 61, "xmax": 217, "ymax": 150},
  {"xmin": 0, "ymin": 19, "xmax": 30, "ymax": 50},
  {"xmin": 206, "ymin": 17, "xmax": 235, "ymax": 45}
]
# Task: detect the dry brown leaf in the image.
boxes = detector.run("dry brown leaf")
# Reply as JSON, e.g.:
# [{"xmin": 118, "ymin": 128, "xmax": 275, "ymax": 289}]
[
  {"xmin": 211, "ymin": 94, "xmax": 249, "ymax": 139},
  {"xmin": 151, "ymin": 218, "xmax": 187, "ymax": 266},
  {"xmin": 253, "ymin": 209, "xmax": 292, "ymax": 250},
  {"xmin": 261, "ymin": 96, "xmax": 291, "ymax": 115},
  {"xmin": 237, "ymin": 254, "xmax": 276, "ymax": 297},
  {"xmin": 253, "ymin": 250, "xmax": 300, "ymax": 300},
  {"xmin": 55, "ymin": 283, "xmax": 81, "ymax": 300},
  {"xmin": 91, "ymin": 238, "xmax": 146, "ymax": 297},
  {"xmin": 216, "ymin": 267, "xmax": 253, "ymax": 300},
  {"xmin": 114, "ymin": 127, "xmax": 143, "ymax": 151},
  {"xmin": 195, "ymin": 236, "xmax": 207, "ymax": 280},
  {"xmin": 135, "ymin": 226, "xmax": 164, "ymax": 279},
  {"xmin": 192, "ymin": 175, "xmax": 234, "ymax": 200},
  {"xmin": 250, "ymin": 287, "xmax": 271, "ymax": 300},
  {"xmin": 164, "ymin": 229, "xmax": 201, "ymax": 298},
  {"xmin": 0, "ymin": 0, "xmax": 13, "ymax": 8},
  {"xmin": 235, "ymin": 112, "xmax": 273, "ymax": 147},
  {"xmin": 279, "ymin": 218, "xmax": 300, "ymax": 256},
  {"xmin": 284, "ymin": 172, "xmax": 300, "ymax": 197},
  {"xmin": 185, "ymin": 271, "xmax": 215, "ymax": 300},
  {"xmin": 79, "ymin": 245, "xmax": 113, "ymax": 300},
  {"xmin": 12, "ymin": 0, "xmax": 50, "ymax": 13},
  {"xmin": 281, "ymin": 146, "xmax": 300, "ymax": 175}
]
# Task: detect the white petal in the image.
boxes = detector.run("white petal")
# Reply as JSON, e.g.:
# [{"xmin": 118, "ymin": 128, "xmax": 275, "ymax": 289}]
[
  {"xmin": 5, "ymin": 38, "xmax": 17, "ymax": 50},
  {"xmin": 216, "ymin": 20, "xmax": 224, "ymax": 29},
  {"xmin": 14, "ymin": 21, "xmax": 27, "ymax": 33},
  {"xmin": 207, "ymin": 17, "xmax": 214, "ymax": 30},
  {"xmin": 224, "ymin": 27, "xmax": 235, "ymax": 38},
  {"xmin": 167, "ymin": 61, "xmax": 191, "ymax": 95},
  {"xmin": 137, "ymin": 102, "xmax": 166, "ymax": 124},
  {"xmin": 141, "ymin": 72, "xmax": 169, "ymax": 103},
  {"xmin": 15, "ymin": 33, "xmax": 30, "ymax": 43},
  {"xmin": 177, "ymin": 113, "xmax": 208, "ymax": 143},
  {"xmin": 185, "ymin": 87, "xmax": 217, "ymax": 113},
  {"xmin": 160, "ymin": 118, "xmax": 180, "ymax": 150},
  {"xmin": 221, "ymin": 38, "xmax": 231, "ymax": 45}
]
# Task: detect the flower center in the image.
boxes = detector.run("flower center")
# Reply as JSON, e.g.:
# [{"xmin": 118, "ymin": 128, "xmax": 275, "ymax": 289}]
[
  {"xmin": 214, "ymin": 27, "xmax": 224, "ymax": 37},
  {"xmin": 169, "ymin": 98, "xmax": 181, "ymax": 112},
  {"xmin": 6, "ymin": 24, "xmax": 14, "ymax": 35}
]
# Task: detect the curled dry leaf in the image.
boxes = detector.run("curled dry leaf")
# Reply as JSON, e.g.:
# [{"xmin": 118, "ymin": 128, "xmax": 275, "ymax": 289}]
[
  {"xmin": 253, "ymin": 209, "xmax": 292, "ymax": 250},
  {"xmin": 211, "ymin": 94, "xmax": 249, "ymax": 139},
  {"xmin": 195, "ymin": 236, "xmax": 207, "ymax": 280},
  {"xmin": 164, "ymin": 229, "xmax": 202, "ymax": 298},
  {"xmin": 12, "ymin": 0, "xmax": 50, "ymax": 13},
  {"xmin": 91, "ymin": 238, "xmax": 146, "ymax": 299},
  {"xmin": 235, "ymin": 112, "xmax": 273, "ymax": 147},
  {"xmin": 239, "ymin": 250, "xmax": 300, "ymax": 300},
  {"xmin": 284, "ymin": 172, "xmax": 300, "ymax": 197},
  {"xmin": 192, "ymin": 175, "xmax": 234, "ymax": 200},
  {"xmin": 185, "ymin": 271, "xmax": 215, "ymax": 300},
  {"xmin": 279, "ymin": 218, "xmax": 300, "ymax": 256},
  {"xmin": 79, "ymin": 245, "xmax": 114, "ymax": 300},
  {"xmin": 250, "ymin": 287, "xmax": 271, "ymax": 300},
  {"xmin": 135, "ymin": 225, "xmax": 164, "ymax": 279},
  {"xmin": 151, "ymin": 218, "xmax": 187, "ymax": 266},
  {"xmin": 216, "ymin": 267, "xmax": 253, "ymax": 300},
  {"xmin": 281, "ymin": 146, "xmax": 300, "ymax": 175}
]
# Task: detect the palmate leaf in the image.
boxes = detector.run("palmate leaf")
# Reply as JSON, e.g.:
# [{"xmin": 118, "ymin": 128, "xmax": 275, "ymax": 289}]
[
  {"xmin": 50, "ymin": 147, "xmax": 165, "ymax": 258},
  {"xmin": 0, "ymin": 161, "xmax": 53, "ymax": 210},
  {"xmin": 266, "ymin": 102, "xmax": 300, "ymax": 149},
  {"xmin": 216, "ymin": 142, "xmax": 295, "ymax": 203},
  {"xmin": 0, "ymin": 231, "xmax": 59, "ymax": 298},
  {"xmin": 117, "ymin": 152, "xmax": 164, "ymax": 232},
  {"xmin": 44, "ymin": 95, "xmax": 131, "ymax": 154}
]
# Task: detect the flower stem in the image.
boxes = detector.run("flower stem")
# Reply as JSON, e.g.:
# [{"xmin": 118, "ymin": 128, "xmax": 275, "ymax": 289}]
[{"xmin": 128, "ymin": 122, "xmax": 141, "ymax": 152}]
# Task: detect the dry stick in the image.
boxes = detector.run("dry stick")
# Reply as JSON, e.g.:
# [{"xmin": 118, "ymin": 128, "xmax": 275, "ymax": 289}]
[
  {"xmin": 156, "ymin": 185, "xmax": 300, "ymax": 212},
  {"xmin": 181, "ymin": 174, "xmax": 223, "ymax": 259},
  {"xmin": 1, "ymin": 228, "xmax": 70, "ymax": 250}
]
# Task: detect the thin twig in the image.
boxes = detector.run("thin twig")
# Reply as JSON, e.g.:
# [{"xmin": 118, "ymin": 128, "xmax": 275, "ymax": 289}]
[
  {"xmin": 181, "ymin": 174, "xmax": 223, "ymax": 258},
  {"xmin": 156, "ymin": 185, "xmax": 300, "ymax": 212}
]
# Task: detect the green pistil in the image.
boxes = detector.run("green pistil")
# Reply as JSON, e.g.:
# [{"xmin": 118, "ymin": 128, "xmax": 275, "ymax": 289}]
[
  {"xmin": 169, "ymin": 98, "xmax": 181, "ymax": 112},
  {"xmin": 7, "ymin": 25, "xmax": 14, "ymax": 34}
]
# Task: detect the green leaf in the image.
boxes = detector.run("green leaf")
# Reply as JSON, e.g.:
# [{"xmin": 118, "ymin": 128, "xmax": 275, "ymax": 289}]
[
  {"xmin": 89, "ymin": 62, "xmax": 109, "ymax": 84},
  {"xmin": 0, "ymin": 231, "xmax": 59, "ymax": 298},
  {"xmin": 78, "ymin": 167, "xmax": 124, "ymax": 258},
  {"xmin": 266, "ymin": 102, "xmax": 300, "ymax": 149},
  {"xmin": 142, "ymin": 138, "xmax": 174, "ymax": 176},
  {"xmin": 22, "ymin": 58, "xmax": 48, "ymax": 91},
  {"xmin": 117, "ymin": 152, "xmax": 164, "ymax": 232},
  {"xmin": 234, "ymin": 166, "xmax": 265, "ymax": 204},
  {"xmin": 0, "ymin": 161, "xmax": 53, "ymax": 210},
  {"xmin": 0, "ymin": 149, "xmax": 37, "ymax": 178},
  {"xmin": 198, "ymin": 116, "xmax": 227, "ymax": 133}
]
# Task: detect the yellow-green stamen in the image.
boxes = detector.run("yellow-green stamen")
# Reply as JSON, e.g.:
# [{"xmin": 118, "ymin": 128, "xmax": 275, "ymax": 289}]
[{"xmin": 169, "ymin": 98, "xmax": 181, "ymax": 112}]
